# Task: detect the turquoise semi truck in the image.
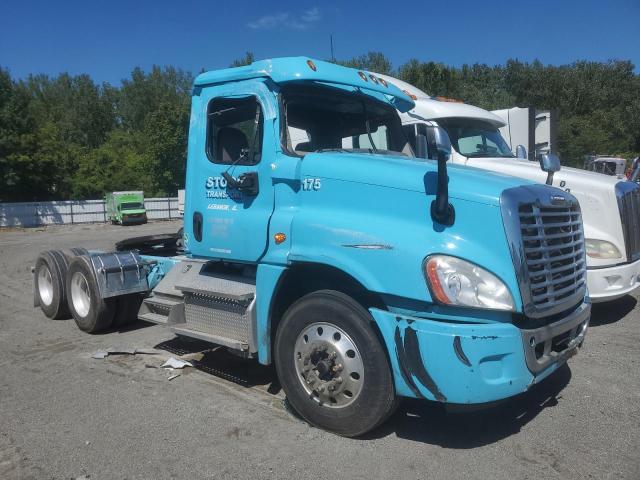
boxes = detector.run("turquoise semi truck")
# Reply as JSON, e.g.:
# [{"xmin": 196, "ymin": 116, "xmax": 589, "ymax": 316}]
[
  {"xmin": 33, "ymin": 58, "xmax": 590, "ymax": 437},
  {"xmin": 106, "ymin": 191, "xmax": 147, "ymax": 225}
]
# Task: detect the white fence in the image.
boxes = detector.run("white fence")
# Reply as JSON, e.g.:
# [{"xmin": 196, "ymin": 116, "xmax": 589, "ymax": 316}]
[{"xmin": 0, "ymin": 197, "xmax": 180, "ymax": 228}]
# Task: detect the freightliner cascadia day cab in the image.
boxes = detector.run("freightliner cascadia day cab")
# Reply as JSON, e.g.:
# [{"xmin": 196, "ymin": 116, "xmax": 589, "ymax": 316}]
[
  {"xmin": 377, "ymin": 73, "xmax": 640, "ymax": 303},
  {"xmin": 33, "ymin": 58, "xmax": 590, "ymax": 437},
  {"xmin": 106, "ymin": 191, "xmax": 148, "ymax": 225}
]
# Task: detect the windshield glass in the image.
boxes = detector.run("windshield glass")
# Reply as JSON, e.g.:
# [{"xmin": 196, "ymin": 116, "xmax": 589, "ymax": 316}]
[
  {"xmin": 281, "ymin": 84, "xmax": 413, "ymax": 157},
  {"xmin": 121, "ymin": 202, "xmax": 144, "ymax": 210},
  {"xmin": 437, "ymin": 118, "xmax": 514, "ymax": 158}
]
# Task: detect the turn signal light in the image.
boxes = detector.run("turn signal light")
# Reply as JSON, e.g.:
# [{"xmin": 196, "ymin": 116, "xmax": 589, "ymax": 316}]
[
  {"xmin": 274, "ymin": 233, "xmax": 287, "ymax": 244},
  {"xmin": 425, "ymin": 258, "xmax": 452, "ymax": 305}
]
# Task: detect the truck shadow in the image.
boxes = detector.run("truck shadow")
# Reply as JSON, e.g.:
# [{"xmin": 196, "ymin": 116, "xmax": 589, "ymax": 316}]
[
  {"xmin": 154, "ymin": 336, "xmax": 572, "ymax": 447},
  {"xmin": 154, "ymin": 336, "xmax": 280, "ymax": 393},
  {"xmin": 589, "ymin": 295, "xmax": 636, "ymax": 327},
  {"xmin": 367, "ymin": 363, "xmax": 572, "ymax": 447}
]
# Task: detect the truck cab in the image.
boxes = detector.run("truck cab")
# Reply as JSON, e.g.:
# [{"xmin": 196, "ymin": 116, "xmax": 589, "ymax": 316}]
[
  {"xmin": 378, "ymin": 73, "xmax": 640, "ymax": 303},
  {"xmin": 583, "ymin": 156, "xmax": 627, "ymax": 178},
  {"xmin": 34, "ymin": 58, "xmax": 590, "ymax": 437}
]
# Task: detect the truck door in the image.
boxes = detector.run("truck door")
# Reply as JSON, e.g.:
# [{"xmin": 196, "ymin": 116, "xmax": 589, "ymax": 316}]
[{"xmin": 187, "ymin": 93, "xmax": 274, "ymax": 262}]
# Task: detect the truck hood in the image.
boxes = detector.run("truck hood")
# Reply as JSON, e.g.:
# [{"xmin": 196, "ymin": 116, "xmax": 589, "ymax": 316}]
[
  {"xmin": 301, "ymin": 152, "xmax": 535, "ymax": 207},
  {"xmin": 459, "ymin": 154, "xmax": 622, "ymax": 192}
]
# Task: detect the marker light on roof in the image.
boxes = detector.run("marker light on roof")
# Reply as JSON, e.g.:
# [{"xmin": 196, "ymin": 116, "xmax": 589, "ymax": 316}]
[
  {"xmin": 307, "ymin": 60, "xmax": 317, "ymax": 71},
  {"xmin": 378, "ymin": 77, "xmax": 388, "ymax": 87},
  {"xmin": 435, "ymin": 96, "xmax": 464, "ymax": 103},
  {"xmin": 369, "ymin": 74, "xmax": 378, "ymax": 84},
  {"xmin": 358, "ymin": 71, "xmax": 368, "ymax": 82},
  {"xmin": 403, "ymin": 90, "xmax": 418, "ymax": 100}
]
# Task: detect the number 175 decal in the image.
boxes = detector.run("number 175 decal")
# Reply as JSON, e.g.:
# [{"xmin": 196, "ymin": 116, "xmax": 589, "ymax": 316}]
[{"xmin": 302, "ymin": 178, "xmax": 322, "ymax": 191}]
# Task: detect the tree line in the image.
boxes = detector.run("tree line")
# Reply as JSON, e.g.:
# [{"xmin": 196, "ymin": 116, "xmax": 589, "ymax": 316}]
[{"xmin": 1, "ymin": 52, "xmax": 638, "ymax": 202}]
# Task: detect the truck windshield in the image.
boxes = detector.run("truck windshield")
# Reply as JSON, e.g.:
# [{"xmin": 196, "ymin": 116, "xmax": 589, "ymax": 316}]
[
  {"xmin": 121, "ymin": 202, "xmax": 144, "ymax": 210},
  {"xmin": 437, "ymin": 118, "xmax": 514, "ymax": 158},
  {"xmin": 280, "ymin": 84, "xmax": 413, "ymax": 157}
]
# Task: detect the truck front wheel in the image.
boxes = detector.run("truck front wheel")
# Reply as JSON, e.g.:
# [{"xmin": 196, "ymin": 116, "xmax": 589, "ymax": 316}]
[{"xmin": 275, "ymin": 290, "xmax": 396, "ymax": 437}]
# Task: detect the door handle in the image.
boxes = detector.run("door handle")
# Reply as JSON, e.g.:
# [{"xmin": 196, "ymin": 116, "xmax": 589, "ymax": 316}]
[{"xmin": 193, "ymin": 212, "xmax": 203, "ymax": 242}]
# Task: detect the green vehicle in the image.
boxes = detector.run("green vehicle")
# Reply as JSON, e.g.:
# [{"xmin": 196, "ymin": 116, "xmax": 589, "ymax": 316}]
[{"xmin": 105, "ymin": 191, "xmax": 147, "ymax": 225}]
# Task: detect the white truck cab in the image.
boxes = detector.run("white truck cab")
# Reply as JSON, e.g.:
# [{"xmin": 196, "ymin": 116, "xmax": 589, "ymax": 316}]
[
  {"xmin": 583, "ymin": 156, "xmax": 627, "ymax": 178},
  {"xmin": 379, "ymin": 74, "xmax": 640, "ymax": 302}
]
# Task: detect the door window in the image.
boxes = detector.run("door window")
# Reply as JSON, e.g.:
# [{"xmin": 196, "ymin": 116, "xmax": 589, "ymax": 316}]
[{"xmin": 206, "ymin": 97, "xmax": 263, "ymax": 165}]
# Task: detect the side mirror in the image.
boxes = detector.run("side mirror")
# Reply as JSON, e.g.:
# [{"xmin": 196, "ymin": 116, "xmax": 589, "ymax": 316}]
[
  {"xmin": 426, "ymin": 125, "xmax": 454, "ymax": 226},
  {"xmin": 430, "ymin": 126, "xmax": 452, "ymax": 162},
  {"xmin": 416, "ymin": 133, "xmax": 428, "ymax": 159},
  {"xmin": 516, "ymin": 144, "xmax": 527, "ymax": 159},
  {"xmin": 539, "ymin": 153, "xmax": 561, "ymax": 185}
]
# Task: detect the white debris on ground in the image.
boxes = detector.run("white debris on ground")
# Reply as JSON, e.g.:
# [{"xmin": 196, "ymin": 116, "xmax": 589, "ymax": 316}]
[{"xmin": 161, "ymin": 357, "xmax": 193, "ymax": 369}]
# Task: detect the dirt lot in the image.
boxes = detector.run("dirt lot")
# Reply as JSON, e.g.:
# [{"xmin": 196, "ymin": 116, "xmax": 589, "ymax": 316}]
[{"xmin": 0, "ymin": 221, "xmax": 639, "ymax": 480}]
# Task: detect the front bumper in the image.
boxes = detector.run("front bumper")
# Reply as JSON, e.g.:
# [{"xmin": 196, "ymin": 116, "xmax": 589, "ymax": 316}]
[
  {"xmin": 369, "ymin": 301, "xmax": 590, "ymax": 405},
  {"xmin": 587, "ymin": 258, "xmax": 640, "ymax": 302},
  {"xmin": 121, "ymin": 214, "xmax": 148, "ymax": 224}
]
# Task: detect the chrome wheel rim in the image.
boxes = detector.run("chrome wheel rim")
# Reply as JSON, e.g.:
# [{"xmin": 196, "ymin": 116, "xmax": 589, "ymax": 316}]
[
  {"xmin": 294, "ymin": 322, "xmax": 364, "ymax": 408},
  {"xmin": 70, "ymin": 271, "xmax": 91, "ymax": 317},
  {"xmin": 38, "ymin": 265, "xmax": 54, "ymax": 306}
]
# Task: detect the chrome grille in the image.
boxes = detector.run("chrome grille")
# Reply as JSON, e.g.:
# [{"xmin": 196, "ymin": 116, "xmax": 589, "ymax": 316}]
[
  {"xmin": 501, "ymin": 185, "xmax": 587, "ymax": 319},
  {"xmin": 616, "ymin": 182, "xmax": 640, "ymax": 262},
  {"xmin": 519, "ymin": 203, "xmax": 586, "ymax": 309}
]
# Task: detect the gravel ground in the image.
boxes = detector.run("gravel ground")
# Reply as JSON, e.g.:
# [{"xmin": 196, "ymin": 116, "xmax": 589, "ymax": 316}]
[{"xmin": 0, "ymin": 221, "xmax": 639, "ymax": 480}]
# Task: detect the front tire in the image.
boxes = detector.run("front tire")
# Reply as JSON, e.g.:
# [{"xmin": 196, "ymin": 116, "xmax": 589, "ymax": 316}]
[
  {"xmin": 274, "ymin": 290, "xmax": 395, "ymax": 437},
  {"xmin": 66, "ymin": 256, "xmax": 116, "ymax": 333}
]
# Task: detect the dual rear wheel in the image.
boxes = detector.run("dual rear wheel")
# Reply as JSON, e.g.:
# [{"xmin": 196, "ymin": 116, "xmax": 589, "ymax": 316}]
[{"xmin": 34, "ymin": 251, "xmax": 141, "ymax": 333}]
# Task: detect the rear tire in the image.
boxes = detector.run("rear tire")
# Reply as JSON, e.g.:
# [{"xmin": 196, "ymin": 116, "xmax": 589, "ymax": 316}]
[
  {"xmin": 67, "ymin": 247, "xmax": 89, "ymax": 258},
  {"xmin": 66, "ymin": 256, "xmax": 116, "ymax": 333},
  {"xmin": 34, "ymin": 250, "xmax": 70, "ymax": 319},
  {"xmin": 274, "ymin": 290, "xmax": 396, "ymax": 437}
]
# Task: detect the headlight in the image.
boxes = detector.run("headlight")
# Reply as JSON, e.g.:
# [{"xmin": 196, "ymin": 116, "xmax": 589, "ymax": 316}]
[
  {"xmin": 424, "ymin": 255, "xmax": 515, "ymax": 311},
  {"xmin": 585, "ymin": 239, "xmax": 621, "ymax": 259}
]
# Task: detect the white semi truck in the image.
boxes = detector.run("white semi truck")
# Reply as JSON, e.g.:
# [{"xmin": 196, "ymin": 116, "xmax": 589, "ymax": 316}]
[{"xmin": 378, "ymin": 74, "xmax": 640, "ymax": 303}]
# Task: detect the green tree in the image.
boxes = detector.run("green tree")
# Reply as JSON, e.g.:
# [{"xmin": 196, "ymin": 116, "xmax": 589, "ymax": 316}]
[
  {"xmin": 230, "ymin": 52, "xmax": 255, "ymax": 68},
  {"xmin": 337, "ymin": 52, "xmax": 393, "ymax": 75}
]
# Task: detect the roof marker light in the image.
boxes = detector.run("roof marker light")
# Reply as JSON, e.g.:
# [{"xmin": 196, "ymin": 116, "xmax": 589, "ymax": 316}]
[
  {"xmin": 403, "ymin": 90, "xmax": 418, "ymax": 100},
  {"xmin": 435, "ymin": 96, "xmax": 464, "ymax": 103},
  {"xmin": 307, "ymin": 60, "xmax": 317, "ymax": 71},
  {"xmin": 368, "ymin": 74, "xmax": 378, "ymax": 84},
  {"xmin": 378, "ymin": 77, "xmax": 388, "ymax": 87},
  {"xmin": 358, "ymin": 71, "xmax": 368, "ymax": 82}
]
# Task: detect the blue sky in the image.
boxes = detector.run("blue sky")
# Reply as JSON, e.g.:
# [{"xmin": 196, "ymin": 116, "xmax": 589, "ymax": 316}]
[{"xmin": 1, "ymin": 0, "xmax": 639, "ymax": 84}]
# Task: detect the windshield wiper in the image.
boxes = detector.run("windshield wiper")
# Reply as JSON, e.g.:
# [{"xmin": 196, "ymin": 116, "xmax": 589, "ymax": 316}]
[
  {"xmin": 361, "ymin": 100, "xmax": 379, "ymax": 154},
  {"xmin": 315, "ymin": 148, "xmax": 350, "ymax": 153}
]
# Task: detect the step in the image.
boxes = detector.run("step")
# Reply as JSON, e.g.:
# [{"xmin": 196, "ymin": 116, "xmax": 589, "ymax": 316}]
[
  {"xmin": 144, "ymin": 295, "xmax": 182, "ymax": 310},
  {"xmin": 170, "ymin": 326, "xmax": 250, "ymax": 351},
  {"xmin": 138, "ymin": 312, "xmax": 169, "ymax": 325},
  {"xmin": 176, "ymin": 273, "xmax": 255, "ymax": 303}
]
